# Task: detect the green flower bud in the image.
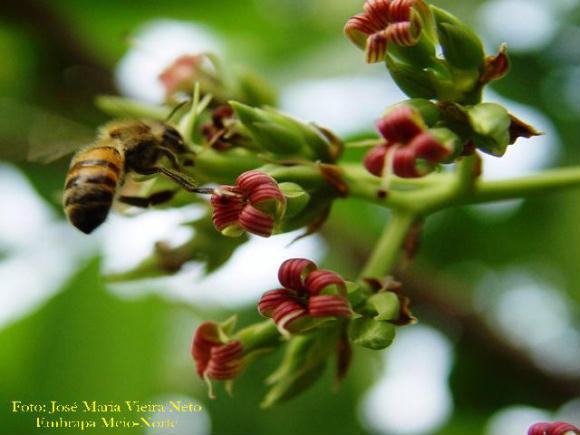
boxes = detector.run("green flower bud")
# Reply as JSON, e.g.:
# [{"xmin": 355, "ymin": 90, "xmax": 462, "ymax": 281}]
[
  {"xmin": 366, "ymin": 292, "xmax": 401, "ymax": 321},
  {"xmin": 230, "ymin": 102, "xmax": 336, "ymax": 161},
  {"xmin": 431, "ymin": 6, "xmax": 485, "ymax": 71},
  {"xmin": 348, "ymin": 317, "xmax": 396, "ymax": 350},
  {"xmin": 278, "ymin": 182, "xmax": 311, "ymax": 219},
  {"xmin": 467, "ymin": 103, "xmax": 511, "ymax": 156},
  {"xmin": 386, "ymin": 55, "xmax": 439, "ymax": 99}
]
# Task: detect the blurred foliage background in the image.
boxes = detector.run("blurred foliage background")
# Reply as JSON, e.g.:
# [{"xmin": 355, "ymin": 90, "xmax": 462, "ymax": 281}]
[{"xmin": 0, "ymin": 0, "xmax": 579, "ymax": 434}]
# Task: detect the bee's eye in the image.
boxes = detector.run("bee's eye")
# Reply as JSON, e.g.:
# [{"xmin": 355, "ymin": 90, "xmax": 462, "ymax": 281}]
[{"xmin": 162, "ymin": 127, "xmax": 185, "ymax": 151}]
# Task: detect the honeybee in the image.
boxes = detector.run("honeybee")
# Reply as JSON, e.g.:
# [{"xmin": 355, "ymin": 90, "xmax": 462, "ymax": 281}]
[
  {"xmin": 0, "ymin": 98, "xmax": 213, "ymax": 234},
  {"xmin": 63, "ymin": 119, "xmax": 203, "ymax": 233}
]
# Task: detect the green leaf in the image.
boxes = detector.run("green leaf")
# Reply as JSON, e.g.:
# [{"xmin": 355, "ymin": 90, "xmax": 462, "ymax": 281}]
[{"xmin": 348, "ymin": 318, "xmax": 396, "ymax": 350}]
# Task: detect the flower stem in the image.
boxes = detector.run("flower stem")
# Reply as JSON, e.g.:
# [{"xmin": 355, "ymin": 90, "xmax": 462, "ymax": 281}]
[
  {"xmin": 359, "ymin": 210, "xmax": 417, "ymax": 280},
  {"xmin": 465, "ymin": 167, "xmax": 580, "ymax": 205}
]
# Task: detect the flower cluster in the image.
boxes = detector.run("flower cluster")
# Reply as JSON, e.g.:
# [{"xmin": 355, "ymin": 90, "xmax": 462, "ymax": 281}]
[
  {"xmin": 528, "ymin": 421, "xmax": 580, "ymax": 435},
  {"xmin": 364, "ymin": 106, "xmax": 454, "ymax": 178},
  {"xmin": 258, "ymin": 259, "xmax": 352, "ymax": 334},
  {"xmin": 344, "ymin": 0, "xmax": 429, "ymax": 63},
  {"xmin": 211, "ymin": 171, "xmax": 286, "ymax": 238},
  {"xmin": 192, "ymin": 321, "xmax": 244, "ymax": 381}
]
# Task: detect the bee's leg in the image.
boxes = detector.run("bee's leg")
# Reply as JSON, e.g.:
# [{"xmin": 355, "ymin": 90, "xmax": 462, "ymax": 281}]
[
  {"xmin": 118, "ymin": 189, "xmax": 177, "ymax": 208},
  {"xmin": 137, "ymin": 166, "xmax": 206, "ymax": 193},
  {"xmin": 158, "ymin": 147, "xmax": 182, "ymax": 170}
]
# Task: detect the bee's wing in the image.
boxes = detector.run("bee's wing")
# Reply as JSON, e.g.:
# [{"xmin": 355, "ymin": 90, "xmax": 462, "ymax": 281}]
[{"xmin": 0, "ymin": 98, "xmax": 95, "ymax": 163}]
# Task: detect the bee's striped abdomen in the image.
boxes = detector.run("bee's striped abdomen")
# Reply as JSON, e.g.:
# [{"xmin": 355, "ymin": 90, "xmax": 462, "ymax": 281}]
[{"xmin": 63, "ymin": 145, "xmax": 123, "ymax": 234}]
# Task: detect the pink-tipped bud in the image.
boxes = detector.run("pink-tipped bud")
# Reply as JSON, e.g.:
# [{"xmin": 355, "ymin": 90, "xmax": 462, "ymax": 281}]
[
  {"xmin": 159, "ymin": 55, "xmax": 203, "ymax": 97},
  {"xmin": 278, "ymin": 258, "xmax": 317, "ymax": 293},
  {"xmin": 410, "ymin": 131, "xmax": 451, "ymax": 163},
  {"xmin": 364, "ymin": 146, "xmax": 389, "ymax": 177},
  {"xmin": 205, "ymin": 341, "xmax": 244, "ymax": 380},
  {"xmin": 305, "ymin": 270, "xmax": 347, "ymax": 296},
  {"xmin": 377, "ymin": 106, "xmax": 424, "ymax": 143},
  {"xmin": 272, "ymin": 300, "xmax": 309, "ymax": 333},
  {"xmin": 392, "ymin": 146, "xmax": 425, "ymax": 178},
  {"xmin": 308, "ymin": 295, "xmax": 352, "ymax": 318},
  {"xmin": 258, "ymin": 289, "xmax": 297, "ymax": 317}
]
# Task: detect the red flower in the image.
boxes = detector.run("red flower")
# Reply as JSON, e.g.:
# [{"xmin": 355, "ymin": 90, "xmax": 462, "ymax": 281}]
[
  {"xmin": 211, "ymin": 171, "xmax": 286, "ymax": 237},
  {"xmin": 258, "ymin": 259, "xmax": 352, "ymax": 334},
  {"xmin": 345, "ymin": 0, "xmax": 428, "ymax": 63},
  {"xmin": 192, "ymin": 321, "xmax": 244, "ymax": 381},
  {"xmin": 364, "ymin": 106, "xmax": 453, "ymax": 178},
  {"xmin": 528, "ymin": 422, "xmax": 580, "ymax": 435}
]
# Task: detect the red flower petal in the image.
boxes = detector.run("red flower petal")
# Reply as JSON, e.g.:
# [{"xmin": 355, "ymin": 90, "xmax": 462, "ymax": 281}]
[
  {"xmin": 305, "ymin": 269, "xmax": 346, "ymax": 296},
  {"xmin": 236, "ymin": 170, "xmax": 277, "ymax": 195},
  {"xmin": 258, "ymin": 289, "xmax": 297, "ymax": 317},
  {"xmin": 272, "ymin": 300, "xmax": 309, "ymax": 332},
  {"xmin": 377, "ymin": 106, "xmax": 423, "ymax": 143},
  {"xmin": 238, "ymin": 204, "xmax": 275, "ymax": 237},
  {"xmin": 278, "ymin": 258, "xmax": 317, "ymax": 292},
  {"xmin": 364, "ymin": 146, "xmax": 389, "ymax": 177},
  {"xmin": 308, "ymin": 295, "xmax": 352, "ymax": 318}
]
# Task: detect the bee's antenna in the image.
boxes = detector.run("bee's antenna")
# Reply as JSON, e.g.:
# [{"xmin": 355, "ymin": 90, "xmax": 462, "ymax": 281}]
[{"xmin": 165, "ymin": 100, "xmax": 191, "ymax": 123}]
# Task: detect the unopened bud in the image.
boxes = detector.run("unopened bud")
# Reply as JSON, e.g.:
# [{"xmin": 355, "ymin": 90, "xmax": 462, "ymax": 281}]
[
  {"xmin": 431, "ymin": 6, "xmax": 485, "ymax": 71},
  {"xmin": 467, "ymin": 103, "xmax": 511, "ymax": 156},
  {"xmin": 230, "ymin": 102, "xmax": 337, "ymax": 161}
]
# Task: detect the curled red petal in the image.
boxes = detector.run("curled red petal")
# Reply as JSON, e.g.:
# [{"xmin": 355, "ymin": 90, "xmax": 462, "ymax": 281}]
[
  {"xmin": 278, "ymin": 258, "xmax": 317, "ymax": 292},
  {"xmin": 305, "ymin": 269, "xmax": 346, "ymax": 296},
  {"xmin": 308, "ymin": 295, "xmax": 352, "ymax": 318},
  {"xmin": 236, "ymin": 170, "xmax": 277, "ymax": 195},
  {"xmin": 205, "ymin": 341, "xmax": 244, "ymax": 380},
  {"xmin": 528, "ymin": 423, "xmax": 552, "ymax": 435},
  {"xmin": 238, "ymin": 204, "xmax": 275, "ymax": 237},
  {"xmin": 192, "ymin": 322, "xmax": 222, "ymax": 378},
  {"xmin": 410, "ymin": 131, "xmax": 450, "ymax": 163},
  {"xmin": 258, "ymin": 289, "xmax": 297, "ymax": 317},
  {"xmin": 212, "ymin": 205, "xmax": 243, "ymax": 232},
  {"xmin": 393, "ymin": 146, "xmax": 422, "ymax": 178},
  {"xmin": 389, "ymin": 0, "xmax": 415, "ymax": 22},
  {"xmin": 364, "ymin": 145, "xmax": 388, "ymax": 177},
  {"xmin": 364, "ymin": 0, "xmax": 392, "ymax": 29},
  {"xmin": 366, "ymin": 32, "xmax": 389, "ymax": 63},
  {"xmin": 272, "ymin": 299, "xmax": 309, "ymax": 332},
  {"xmin": 551, "ymin": 422, "xmax": 580, "ymax": 435},
  {"xmin": 249, "ymin": 183, "xmax": 285, "ymax": 207},
  {"xmin": 384, "ymin": 21, "xmax": 419, "ymax": 47},
  {"xmin": 377, "ymin": 106, "xmax": 423, "ymax": 143}
]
